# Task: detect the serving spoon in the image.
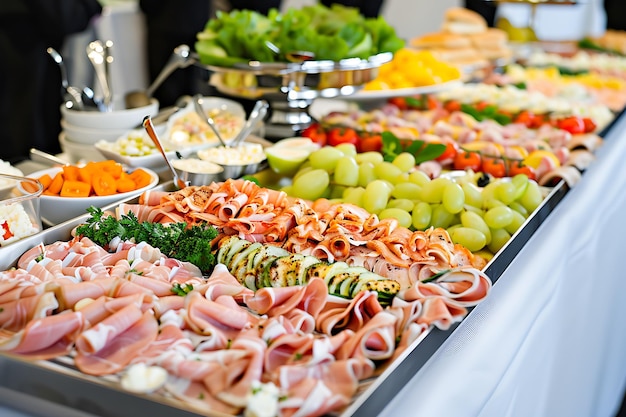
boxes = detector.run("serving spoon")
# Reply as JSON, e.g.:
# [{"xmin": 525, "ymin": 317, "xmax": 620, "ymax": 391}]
[
  {"xmin": 192, "ymin": 94, "xmax": 229, "ymax": 148},
  {"xmin": 46, "ymin": 47, "xmax": 84, "ymax": 110},
  {"xmin": 125, "ymin": 45, "xmax": 195, "ymax": 109},
  {"xmin": 143, "ymin": 115, "xmax": 189, "ymax": 190},
  {"xmin": 86, "ymin": 40, "xmax": 113, "ymax": 112},
  {"xmin": 231, "ymin": 100, "xmax": 270, "ymax": 147}
]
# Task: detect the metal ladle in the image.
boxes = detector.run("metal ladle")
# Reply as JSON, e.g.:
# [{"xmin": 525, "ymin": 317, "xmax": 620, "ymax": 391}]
[
  {"xmin": 143, "ymin": 115, "xmax": 190, "ymax": 190},
  {"xmin": 125, "ymin": 45, "xmax": 195, "ymax": 109},
  {"xmin": 192, "ymin": 94, "xmax": 229, "ymax": 148}
]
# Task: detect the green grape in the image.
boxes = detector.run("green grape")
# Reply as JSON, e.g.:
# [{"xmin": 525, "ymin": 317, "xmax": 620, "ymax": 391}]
[
  {"xmin": 484, "ymin": 206, "xmax": 514, "ymax": 229},
  {"xmin": 293, "ymin": 165, "xmax": 313, "ymax": 182},
  {"xmin": 451, "ymin": 227, "xmax": 487, "ymax": 252},
  {"xmin": 374, "ymin": 162, "xmax": 403, "ymax": 184},
  {"xmin": 488, "ymin": 228, "xmax": 511, "ymax": 253},
  {"xmin": 446, "ymin": 223, "xmax": 462, "ymax": 236},
  {"xmin": 408, "ymin": 170, "xmax": 431, "ymax": 187},
  {"xmin": 481, "ymin": 181, "xmax": 500, "ymax": 204},
  {"xmin": 463, "ymin": 204, "xmax": 484, "ymax": 216},
  {"xmin": 412, "ymin": 201, "xmax": 432, "ymax": 230},
  {"xmin": 343, "ymin": 186, "xmax": 365, "ymax": 206},
  {"xmin": 519, "ymin": 180, "xmax": 543, "ymax": 213},
  {"xmin": 391, "ymin": 182, "xmax": 422, "ymax": 200},
  {"xmin": 430, "ymin": 204, "xmax": 455, "ymax": 229},
  {"xmin": 509, "ymin": 201, "xmax": 529, "ymax": 217},
  {"xmin": 358, "ymin": 161, "xmax": 377, "ymax": 188},
  {"xmin": 484, "ymin": 198, "xmax": 506, "ymax": 209},
  {"xmin": 394, "ymin": 172, "xmax": 410, "ymax": 185},
  {"xmin": 280, "ymin": 184, "xmax": 293, "ymax": 195},
  {"xmin": 461, "ymin": 182, "xmax": 483, "ymax": 208},
  {"xmin": 330, "ymin": 185, "xmax": 347, "ymax": 200},
  {"xmin": 419, "ymin": 177, "xmax": 452, "ymax": 204},
  {"xmin": 442, "ymin": 182, "xmax": 465, "ymax": 214},
  {"xmin": 495, "ymin": 181, "xmax": 517, "ymax": 205},
  {"xmin": 355, "ymin": 151, "xmax": 384, "ymax": 165},
  {"xmin": 363, "ymin": 180, "xmax": 391, "ymax": 214},
  {"xmin": 379, "ymin": 208, "xmax": 412, "ymax": 228},
  {"xmin": 510, "ymin": 173, "xmax": 529, "ymax": 201},
  {"xmin": 460, "ymin": 210, "xmax": 492, "ymax": 244},
  {"xmin": 334, "ymin": 156, "xmax": 359, "ymax": 187},
  {"xmin": 504, "ymin": 210, "xmax": 527, "ymax": 235},
  {"xmin": 387, "ymin": 198, "xmax": 415, "ymax": 212},
  {"xmin": 392, "ymin": 152, "xmax": 416, "ymax": 173},
  {"xmin": 291, "ymin": 169, "xmax": 330, "ymax": 201},
  {"xmin": 308, "ymin": 147, "xmax": 344, "ymax": 172},
  {"xmin": 335, "ymin": 143, "xmax": 357, "ymax": 158}
]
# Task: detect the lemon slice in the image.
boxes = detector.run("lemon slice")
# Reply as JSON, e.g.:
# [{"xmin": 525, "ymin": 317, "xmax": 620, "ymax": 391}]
[{"xmin": 523, "ymin": 150, "xmax": 561, "ymax": 169}]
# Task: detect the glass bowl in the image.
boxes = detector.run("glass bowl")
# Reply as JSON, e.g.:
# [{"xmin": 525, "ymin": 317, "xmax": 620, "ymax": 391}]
[{"xmin": 0, "ymin": 174, "xmax": 43, "ymax": 246}]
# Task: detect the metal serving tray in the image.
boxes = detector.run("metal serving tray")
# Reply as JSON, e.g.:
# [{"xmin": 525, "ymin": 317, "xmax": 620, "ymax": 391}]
[{"xmin": 0, "ymin": 178, "xmax": 571, "ymax": 417}]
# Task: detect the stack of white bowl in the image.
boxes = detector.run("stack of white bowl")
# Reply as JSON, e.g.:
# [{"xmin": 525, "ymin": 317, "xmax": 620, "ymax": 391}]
[{"xmin": 59, "ymin": 99, "xmax": 159, "ymax": 163}]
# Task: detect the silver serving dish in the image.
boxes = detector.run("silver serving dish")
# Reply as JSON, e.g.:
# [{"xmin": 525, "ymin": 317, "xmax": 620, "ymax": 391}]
[{"xmin": 195, "ymin": 52, "xmax": 393, "ymax": 138}]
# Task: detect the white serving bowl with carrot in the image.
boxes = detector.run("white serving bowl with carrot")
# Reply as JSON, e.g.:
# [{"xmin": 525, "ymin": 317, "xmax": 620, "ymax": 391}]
[{"xmin": 21, "ymin": 160, "xmax": 159, "ymax": 225}]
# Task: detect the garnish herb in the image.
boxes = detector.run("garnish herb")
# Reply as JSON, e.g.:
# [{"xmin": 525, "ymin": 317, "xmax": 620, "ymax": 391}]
[
  {"xmin": 171, "ymin": 283, "xmax": 195, "ymax": 296},
  {"xmin": 76, "ymin": 207, "xmax": 218, "ymax": 273},
  {"xmin": 381, "ymin": 131, "xmax": 446, "ymax": 164}
]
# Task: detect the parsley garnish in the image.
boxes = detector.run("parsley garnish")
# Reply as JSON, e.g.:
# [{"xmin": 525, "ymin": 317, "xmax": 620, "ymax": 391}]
[
  {"xmin": 171, "ymin": 283, "xmax": 194, "ymax": 296},
  {"xmin": 76, "ymin": 207, "xmax": 218, "ymax": 273}
]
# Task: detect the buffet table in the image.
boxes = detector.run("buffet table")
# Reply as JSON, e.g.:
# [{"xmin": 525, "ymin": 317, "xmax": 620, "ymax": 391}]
[{"xmin": 1, "ymin": 113, "xmax": 626, "ymax": 417}]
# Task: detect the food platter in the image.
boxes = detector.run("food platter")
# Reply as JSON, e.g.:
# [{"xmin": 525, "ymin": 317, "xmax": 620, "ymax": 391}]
[
  {"xmin": 0, "ymin": 166, "xmax": 572, "ymax": 417},
  {"xmin": 195, "ymin": 52, "xmax": 393, "ymax": 138},
  {"xmin": 344, "ymin": 79, "xmax": 463, "ymax": 101}
]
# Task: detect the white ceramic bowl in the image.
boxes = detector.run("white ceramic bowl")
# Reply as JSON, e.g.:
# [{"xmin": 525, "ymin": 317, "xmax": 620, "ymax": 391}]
[
  {"xmin": 164, "ymin": 96, "xmax": 246, "ymax": 150},
  {"xmin": 61, "ymin": 120, "xmax": 130, "ymax": 145},
  {"xmin": 60, "ymin": 98, "xmax": 159, "ymax": 130},
  {"xmin": 93, "ymin": 125, "xmax": 183, "ymax": 171},
  {"xmin": 22, "ymin": 166, "xmax": 159, "ymax": 225},
  {"xmin": 59, "ymin": 133, "xmax": 107, "ymax": 164}
]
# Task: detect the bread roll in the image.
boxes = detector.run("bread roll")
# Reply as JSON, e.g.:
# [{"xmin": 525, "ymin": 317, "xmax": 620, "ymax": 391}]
[
  {"xmin": 411, "ymin": 32, "xmax": 472, "ymax": 49},
  {"xmin": 442, "ymin": 7, "xmax": 487, "ymax": 35}
]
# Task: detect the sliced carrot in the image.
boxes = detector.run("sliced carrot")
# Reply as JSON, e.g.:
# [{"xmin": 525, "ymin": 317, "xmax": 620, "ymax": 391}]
[
  {"xmin": 92, "ymin": 160, "xmax": 123, "ymax": 179},
  {"xmin": 116, "ymin": 172, "xmax": 137, "ymax": 193},
  {"xmin": 37, "ymin": 174, "xmax": 53, "ymax": 191},
  {"xmin": 47, "ymin": 172, "xmax": 64, "ymax": 195},
  {"xmin": 60, "ymin": 180, "xmax": 91, "ymax": 197},
  {"xmin": 128, "ymin": 168, "xmax": 153, "ymax": 189},
  {"xmin": 62, "ymin": 165, "xmax": 80, "ymax": 182},
  {"xmin": 91, "ymin": 172, "xmax": 117, "ymax": 196},
  {"xmin": 78, "ymin": 165, "xmax": 94, "ymax": 184}
]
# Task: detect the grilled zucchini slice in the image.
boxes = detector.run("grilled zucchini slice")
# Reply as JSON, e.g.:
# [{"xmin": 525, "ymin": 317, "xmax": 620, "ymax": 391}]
[
  {"xmin": 251, "ymin": 245, "xmax": 290, "ymax": 290},
  {"xmin": 230, "ymin": 242, "xmax": 263, "ymax": 284}
]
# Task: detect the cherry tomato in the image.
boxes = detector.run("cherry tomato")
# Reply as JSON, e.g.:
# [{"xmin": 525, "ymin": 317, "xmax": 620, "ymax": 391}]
[
  {"xmin": 358, "ymin": 133, "xmax": 383, "ymax": 153},
  {"xmin": 426, "ymin": 95, "xmax": 441, "ymax": 110},
  {"xmin": 327, "ymin": 127, "xmax": 359, "ymax": 147},
  {"xmin": 482, "ymin": 156, "xmax": 506, "ymax": 178},
  {"xmin": 514, "ymin": 111, "xmax": 535, "ymax": 128},
  {"xmin": 435, "ymin": 141, "xmax": 458, "ymax": 162},
  {"xmin": 444, "ymin": 100, "xmax": 462, "ymax": 113},
  {"xmin": 582, "ymin": 117, "xmax": 597, "ymax": 133},
  {"xmin": 556, "ymin": 116, "xmax": 585, "ymax": 134},
  {"xmin": 453, "ymin": 150, "xmax": 482, "ymax": 171},
  {"xmin": 301, "ymin": 123, "xmax": 327, "ymax": 146},
  {"xmin": 388, "ymin": 97, "xmax": 409, "ymax": 110},
  {"xmin": 508, "ymin": 161, "xmax": 537, "ymax": 181}
]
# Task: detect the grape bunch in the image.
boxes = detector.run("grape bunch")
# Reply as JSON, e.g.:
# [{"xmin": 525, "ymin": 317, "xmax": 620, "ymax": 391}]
[{"xmin": 281, "ymin": 143, "xmax": 545, "ymax": 256}]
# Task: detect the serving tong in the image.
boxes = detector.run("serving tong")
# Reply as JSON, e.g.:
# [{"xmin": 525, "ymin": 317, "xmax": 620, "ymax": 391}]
[{"xmin": 143, "ymin": 115, "xmax": 190, "ymax": 190}]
